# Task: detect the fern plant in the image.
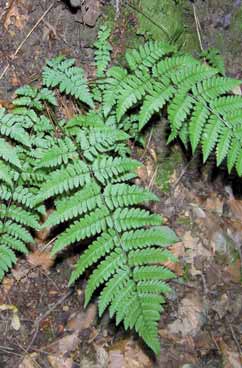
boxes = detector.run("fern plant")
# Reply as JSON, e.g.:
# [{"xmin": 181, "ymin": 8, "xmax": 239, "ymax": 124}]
[
  {"xmin": 3, "ymin": 24, "xmax": 240, "ymax": 355},
  {"xmin": 0, "ymin": 86, "xmax": 57, "ymax": 280},
  {"xmin": 24, "ymin": 31, "xmax": 178, "ymax": 354},
  {"xmin": 100, "ymin": 40, "xmax": 242, "ymax": 175}
]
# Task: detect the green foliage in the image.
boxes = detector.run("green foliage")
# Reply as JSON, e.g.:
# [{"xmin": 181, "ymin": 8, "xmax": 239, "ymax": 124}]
[
  {"xmin": 94, "ymin": 24, "xmax": 112, "ymax": 77},
  {"xmin": 0, "ymin": 91, "xmax": 53, "ymax": 280},
  {"xmin": 101, "ymin": 40, "xmax": 242, "ymax": 175},
  {"xmin": 26, "ymin": 27, "xmax": 178, "ymax": 354},
  {"xmin": 3, "ymin": 24, "xmax": 242, "ymax": 355}
]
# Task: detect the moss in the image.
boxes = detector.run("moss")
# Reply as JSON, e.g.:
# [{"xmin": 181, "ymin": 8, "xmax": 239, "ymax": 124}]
[
  {"xmin": 102, "ymin": 0, "xmax": 199, "ymax": 59},
  {"xmin": 132, "ymin": 0, "xmax": 199, "ymax": 52},
  {"xmin": 155, "ymin": 147, "xmax": 183, "ymax": 193}
]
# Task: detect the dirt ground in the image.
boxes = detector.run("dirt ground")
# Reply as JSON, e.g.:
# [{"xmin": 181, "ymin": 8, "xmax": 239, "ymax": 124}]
[{"xmin": 0, "ymin": 1, "xmax": 242, "ymax": 367}]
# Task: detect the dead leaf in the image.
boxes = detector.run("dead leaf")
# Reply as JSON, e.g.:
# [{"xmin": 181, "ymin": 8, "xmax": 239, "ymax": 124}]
[
  {"xmin": 66, "ymin": 303, "xmax": 97, "ymax": 332},
  {"xmin": 48, "ymin": 355, "xmax": 73, "ymax": 368},
  {"xmin": 109, "ymin": 350, "xmax": 125, "ymax": 368},
  {"xmin": 109, "ymin": 339, "xmax": 152, "ymax": 368},
  {"xmin": 81, "ymin": 0, "xmax": 102, "ymax": 27},
  {"xmin": 19, "ymin": 353, "xmax": 38, "ymax": 368},
  {"xmin": 225, "ymin": 260, "xmax": 241, "ymax": 283},
  {"xmin": 2, "ymin": 276, "xmax": 14, "ymax": 293},
  {"xmin": 27, "ymin": 251, "xmax": 55, "ymax": 271},
  {"xmin": 11, "ymin": 311, "xmax": 21, "ymax": 330},
  {"xmin": 167, "ymin": 293, "xmax": 206, "ymax": 337},
  {"xmin": 219, "ymin": 340, "xmax": 242, "ymax": 368},
  {"xmin": 47, "ymin": 333, "xmax": 79, "ymax": 355},
  {"xmin": 3, "ymin": 0, "xmax": 28, "ymax": 31}
]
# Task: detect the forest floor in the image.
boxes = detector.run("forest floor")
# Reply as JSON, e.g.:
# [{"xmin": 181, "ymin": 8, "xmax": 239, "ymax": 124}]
[{"xmin": 0, "ymin": 1, "xmax": 242, "ymax": 367}]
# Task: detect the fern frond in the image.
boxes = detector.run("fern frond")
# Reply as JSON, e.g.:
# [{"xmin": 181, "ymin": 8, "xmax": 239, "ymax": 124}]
[
  {"xmin": 202, "ymin": 115, "xmax": 222, "ymax": 162},
  {"xmin": 103, "ymin": 183, "xmax": 158, "ymax": 210},
  {"xmin": 0, "ymin": 138, "xmax": 21, "ymax": 168},
  {"xmin": 34, "ymin": 161, "xmax": 91, "ymax": 203},
  {"xmin": 0, "ymin": 204, "xmax": 39, "ymax": 229},
  {"xmin": 193, "ymin": 77, "xmax": 240, "ymax": 101},
  {"xmin": 43, "ymin": 57, "xmax": 94, "ymax": 107},
  {"xmin": 126, "ymin": 41, "xmax": 175, "ymax": 71},
  {"xmin": 35, "ymin": 138, "xmax": 77, "ymax": 168},
  {"xmin": 94, "ymin": 24, "xmax": 112, "ymax": 77},
  {"xmin": 201, "ymin": 48, "xmax": 225, "ymax": 75},
  {"xmin": 44, "ymin": 183, "xmax": 102, "ymax": 226},
  {"xmin": 0, "ymin": 246, "xmax": 16, "ymax": 281}
]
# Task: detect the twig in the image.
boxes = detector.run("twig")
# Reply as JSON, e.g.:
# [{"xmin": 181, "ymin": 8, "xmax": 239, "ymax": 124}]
[
  {"xmin": 226, "ymin": 318, "xmax": 242, "ymax": 355},
  {"xmin": 192, "ymin": 3, "xmax": 204, "ymax": 52},
  {"xmin": 0, "ymin": 3, "xmax": 55, "ymax": 82},
  {"xmin": 140, "ymin": 128, "xmax": 153, "ymax": 161},
  {"xmin": 148, "ymin": 166, "xmax": 158, "ymax": 189}
]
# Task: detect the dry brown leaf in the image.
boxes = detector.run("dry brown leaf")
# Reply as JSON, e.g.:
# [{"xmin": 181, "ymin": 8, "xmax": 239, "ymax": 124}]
[
  {"xmin": 109, "ymin": 339, "xmax": 152, "ymax": 368},
  {"xmin": 81, "ymin": 0, "xmax": 102, "ymax": 27},
  {"xmin": 4, "ymin": 0, "xmax": 28, "ymax": 31},
  {"xmin": 225, "ymin": 260, "xmax": 241, "ymax": 283},
  {"xmin": 27, "ymin": 251, "xmax": 55, "ymax": 271},
  {"xmin": 66, "ymin": 303, "xmax": 97, "ymax": 332},
  {"xmin": 2, "ymin": 276, "xmax": 14, "ymax": 293},
  {"xmin": 109, "ymin": 350, "xmax": 125, "ymax": 368},
  {"xmin": 167, "ymin": 293, "xmax": 205, "ymax": 338},
  {"xmin": 18, "ymin": 353, "xmax": 38, "ymax": 368},
  {"xmin": 205, "ymin": 193, "xmax": 223, "ymax": 215},
  {"xmin": 219, "ymin": 341, "xmax": 242, "ymax": 368},
  {"xmin": 48, "ymin": 355, "xmax": 73, "ymax": 368},
  {"xmin": 47, "ymin": 333, "xmax": 79, "ymax": 355}
]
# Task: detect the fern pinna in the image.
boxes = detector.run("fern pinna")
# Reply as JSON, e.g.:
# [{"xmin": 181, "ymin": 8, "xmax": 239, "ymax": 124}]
[
  {"xmin": 29, "ymin": 45, "xmax": 178, "ymax": 353},
  {"xmin": 101, "ymin": 41, "xmax": 242, "ymax": 175},
  {"xmin": 0, "ymin": 86, "xmax": 57, "ymax": 280}
]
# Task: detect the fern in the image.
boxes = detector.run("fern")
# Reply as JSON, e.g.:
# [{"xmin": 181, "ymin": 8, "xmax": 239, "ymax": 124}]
[
  {"xmin": 94, "ymin": 24, "xmax": 112, "ymax": 77},
  {"xmin": 100, "ymin": 40, "xmax": 242, "ymax": 175},
  {"xmin": 24, "ymin": 30, "xmax": 178, "ymax": 353},
  {"xmin": 4, "ymin": 25, "xmax": 241, "ymax": 355},
  {"xmin": 0, "ymin": 85, "xmax": 56, "ymax": 280}
]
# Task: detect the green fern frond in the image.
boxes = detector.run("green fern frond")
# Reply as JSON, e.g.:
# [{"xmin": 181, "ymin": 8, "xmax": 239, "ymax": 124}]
[
  {"xmin": 94, "ymin": 24, "xmax": 112, "ymax": 77},
  {"xmin": 0, "ymin": 138, "xmax": 21, "ymax": 168},
  {"xmin": 43, "ymin": 57, "xmax": 94, "ymax": 107},
  {"xmin": 201, "ymin": 48, "xmax": 225, "ymax": 75},
  {"xmin": 126, "ymin": 41, "xmax": 175, "ymax": 71},
  {"xmin": 0, "ymin": 246, "xmax": 16, "ymax": 280},
  {"xmin": 36, "ymin": 138, "xmax": 77, "ymax": 168}
]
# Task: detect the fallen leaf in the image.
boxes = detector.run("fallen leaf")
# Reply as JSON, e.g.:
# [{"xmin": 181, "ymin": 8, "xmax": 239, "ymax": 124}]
[
  {"xmin": 80, "ymin": 0, "xmax": 102, "ymax": 27},
  {"xmin": 18, "ymin": 353, "xmax": 38, "ymax": 368},
  {"xmin": 225, "ymin": 260, "xmax": 241, "ymax": 283},
  {"xmin": 219, "ymin": 340, "xmax": 242, "ymax": 368},
  {"xmin": 48, "ymin": 355, "xmax": 73, "ymax": 368},
  {"xmin": 47, "ymin": 332, "xmax": 79, "ymax": 355},
  {"xmin": 27, "ymin": 251, "xmax": 55, "ymax": 271},
  {"xmin": 3, "ymin": 0, "xmax": 28, "ymax": 31},
  {"xmin": 167, "ymin": 293, "xmax": 206, "ymax": 337},
  {"xmin": 11, "ymin": 311, "xmax": 21, "ymax": 330},
  {"xmin": 66, "ymin": 303, "xmax": 97, "ymax": 332},
  {"xmin": 2, "ymin": 276, "xmax": 14, "ymax": 293}
]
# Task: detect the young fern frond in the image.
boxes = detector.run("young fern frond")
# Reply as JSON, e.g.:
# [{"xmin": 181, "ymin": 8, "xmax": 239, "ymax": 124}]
[{"xmin": 94, "ymin": 24, "xmax": 112, "ymax": 77}]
